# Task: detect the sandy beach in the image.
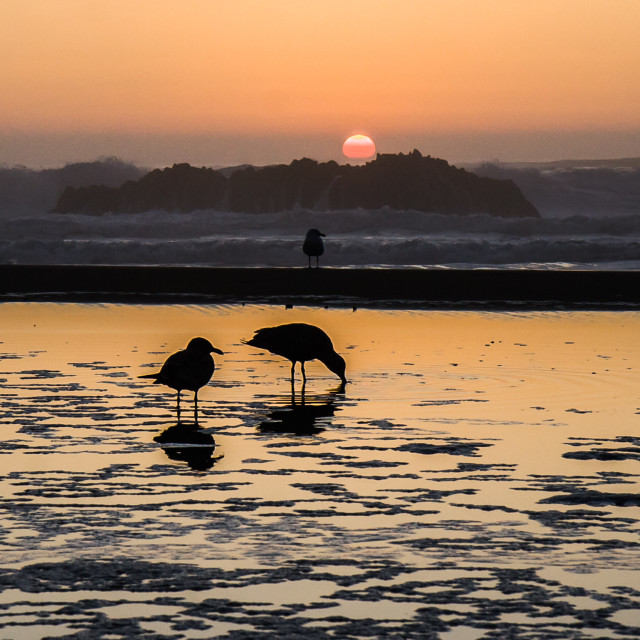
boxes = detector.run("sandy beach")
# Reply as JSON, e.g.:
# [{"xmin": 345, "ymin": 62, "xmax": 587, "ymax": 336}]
[{"xmin": 0, "ymin": 302, "xmax": 638, "ymax": 638}]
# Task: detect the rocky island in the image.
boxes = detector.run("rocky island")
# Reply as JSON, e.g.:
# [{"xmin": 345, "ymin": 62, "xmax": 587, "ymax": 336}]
[{"xmin": 54, "ymin": 150, "xmax": 540, "ymax": 217}]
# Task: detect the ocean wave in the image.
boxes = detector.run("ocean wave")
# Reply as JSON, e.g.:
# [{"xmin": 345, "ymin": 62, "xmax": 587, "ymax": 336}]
[{"xmin": 1, "ymin": 208, "xmax": 640, "ymax": 268}]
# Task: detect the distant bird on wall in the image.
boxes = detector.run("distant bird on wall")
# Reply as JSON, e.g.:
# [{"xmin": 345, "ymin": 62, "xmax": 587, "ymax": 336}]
[
  {"xmin": 303, "ymin": 228, "xmax": 325, "ymax": 268},
  {"xmin": 244, "ymin": 323, "xmax": 347, "ymax": 388},
  {"xmin": 139, "ymin": 337, "xmax": 223, "ymax": 423}
]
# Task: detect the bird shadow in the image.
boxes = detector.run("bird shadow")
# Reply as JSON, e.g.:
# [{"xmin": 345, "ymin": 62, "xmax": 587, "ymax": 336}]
[
  {"xmin": 257, "ymin": 384, "xmax": 345, "ymax": 435},
  {"xmin": 154, "ymin": 422, "xmax": 221, "ymax": 471}
]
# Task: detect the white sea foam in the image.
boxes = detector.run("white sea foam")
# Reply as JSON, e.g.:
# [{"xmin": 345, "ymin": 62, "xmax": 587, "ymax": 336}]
[{"xmin": 1, "ymin": 207, "xmax": 640, "ymax": 269}]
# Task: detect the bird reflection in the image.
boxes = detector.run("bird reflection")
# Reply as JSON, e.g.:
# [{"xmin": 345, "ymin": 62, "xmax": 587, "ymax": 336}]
[
  {"xmin": 257, "ymin": 386, "xmax": 344, "ymax": 435},
  {"xmin": 154, "ymin": 422, "xmax": 220, "ymax": 471}
]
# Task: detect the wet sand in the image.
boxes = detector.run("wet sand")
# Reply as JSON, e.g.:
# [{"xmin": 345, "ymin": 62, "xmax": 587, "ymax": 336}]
[
  {"xmin": 0, "ymin": 303, "xmax": 639, "ymax": 638},
  {"xmin": 2, "ymin": 265, "xmax": 640, "ymax": 306}
]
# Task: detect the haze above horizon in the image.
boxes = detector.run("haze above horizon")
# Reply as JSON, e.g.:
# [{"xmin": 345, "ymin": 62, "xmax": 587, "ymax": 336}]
[{"xmin": 2, "ymin": 0, "xmax": 639, "ymax": 168}]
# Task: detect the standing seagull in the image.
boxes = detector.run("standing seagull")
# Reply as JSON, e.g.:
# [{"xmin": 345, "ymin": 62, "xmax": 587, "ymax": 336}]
[
  {"xmin": 302, "ymin": 228, "xmax": 325, "ymax": 268},
  {"xmin": 139, "ymin": 337, "xmax": 223, "ymax": 423},
  {"xmin": 244, "ymin": 323, "xmax": 347, "ymax": 388}
]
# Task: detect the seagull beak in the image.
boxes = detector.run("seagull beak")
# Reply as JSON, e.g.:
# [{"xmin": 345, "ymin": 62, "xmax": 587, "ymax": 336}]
[{"xmin": 211, "ymin": 347, "xmax": 224, "ymax": 355}]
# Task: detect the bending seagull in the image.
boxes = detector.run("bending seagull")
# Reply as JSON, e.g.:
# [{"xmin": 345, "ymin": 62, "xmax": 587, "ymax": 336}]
[
  {"xmin": 244, "ymin": 323, "xmax": 347, "ymax": 388},
  {"xmin": 302, "ymin": 228, "xmax": 325, "ymax": 268},
  {"xmin": 139, "ymin": 337, "xmax": 223, "ymax": 423}
]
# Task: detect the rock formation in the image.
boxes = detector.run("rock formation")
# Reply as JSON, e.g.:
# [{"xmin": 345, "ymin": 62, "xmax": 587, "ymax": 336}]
[{"xmin": 54, "ymin": 151, "xmax": 540, "ymax": 217}]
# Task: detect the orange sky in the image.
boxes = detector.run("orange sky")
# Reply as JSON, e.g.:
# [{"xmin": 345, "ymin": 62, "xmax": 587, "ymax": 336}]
[{"xmin": 1, "ymin": 0, "xmax": 639, "ymax": 166}]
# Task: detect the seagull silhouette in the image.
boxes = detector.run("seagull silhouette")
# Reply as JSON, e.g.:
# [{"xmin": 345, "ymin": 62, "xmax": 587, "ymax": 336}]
[
  {"xmin": 244, "ymin": 323, "xmax": 347, "ymax": 388},
  {"xmin": 302, "ymin": 228, "xmax": 325, "ymax": 268},
  {"xmin": 139, "ymin": 337, "xmax": 223, "ymax": 423}
]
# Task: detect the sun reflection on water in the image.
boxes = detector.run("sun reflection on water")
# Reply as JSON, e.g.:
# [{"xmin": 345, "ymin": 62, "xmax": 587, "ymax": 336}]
[{"xmin": 0, "ymin": 302, "xmax": 639, "ymax": 636}]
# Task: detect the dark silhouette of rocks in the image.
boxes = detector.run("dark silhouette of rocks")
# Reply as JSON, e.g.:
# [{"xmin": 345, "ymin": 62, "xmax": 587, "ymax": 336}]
[
  {"xmin": 56, "ymin": 163, "xmax": 227, "ymax": 214},
  {"xmin": 53, "ymin": 151, "xmax": 540, "ymax": 217},
  {"xmin": 227, "ymin": 157, "xmax": 345, "ymax": 213},
  {"xmin": 325, "ymin": 151, "xmax": 538, "ymax": 216}
]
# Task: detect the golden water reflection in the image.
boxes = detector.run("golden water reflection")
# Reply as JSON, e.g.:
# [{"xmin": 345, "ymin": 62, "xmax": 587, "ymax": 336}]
[{"xmin": 0, "ymin": 302, "xmax": 639, "ymax": 637}]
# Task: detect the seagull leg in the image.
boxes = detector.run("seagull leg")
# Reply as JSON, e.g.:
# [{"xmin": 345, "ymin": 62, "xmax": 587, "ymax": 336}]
[
  {"xmin": 316, "ymin": 256, "xmax": 319, "ymax": 268},
  {"xmin": 290, "ymin": 361, "xmax": 296, "ymax": 389},
  {"xmin": 308, "ymin": 255, "xmax": 311, "ymax": 268},
  {"xmin": 194, "ymin": 390, "xmax": 199, "ymax": 424},
  {"xmin": 176, "ymin": 390, "xmax": 181, "ymax": 423},
  {"xmin": 301, "ymin": 362, "xmax": 307, "ymax": 384}
]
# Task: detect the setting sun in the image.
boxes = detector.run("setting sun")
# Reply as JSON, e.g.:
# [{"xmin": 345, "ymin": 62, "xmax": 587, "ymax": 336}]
[
  {"xmin": 343, "ymin": 134, "xmax": 376, "ymax": 159},
  {"xmin": 1, "ymin": 1, "xmax": 639, "ymax": 166}
]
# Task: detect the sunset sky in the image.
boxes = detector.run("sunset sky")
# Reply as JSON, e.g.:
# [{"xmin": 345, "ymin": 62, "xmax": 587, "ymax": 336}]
[{"xmin": 2, "ymin": 0, "xmax": 639, "ymax": 167}]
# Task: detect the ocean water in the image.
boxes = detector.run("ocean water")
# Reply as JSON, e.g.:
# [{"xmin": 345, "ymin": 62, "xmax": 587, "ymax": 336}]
[
  {"xmin": 2, "ymin": 207, "xmax": 640, "ymax": 269},
  {"xmin": 0, "ymin": 303, "xmax": 639, "ymax": 638}
]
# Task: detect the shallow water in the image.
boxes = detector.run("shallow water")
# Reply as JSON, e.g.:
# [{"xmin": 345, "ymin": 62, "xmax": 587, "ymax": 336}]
[{"xmin": 0, "ymin": 303, "xmax": 639, "ymax": 638}]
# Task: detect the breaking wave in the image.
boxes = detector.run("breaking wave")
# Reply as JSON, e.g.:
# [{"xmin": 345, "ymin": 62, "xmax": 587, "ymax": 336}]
[{"xmin": 1, "ymin": 207, "xmax": 640, "ymax": 269}]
